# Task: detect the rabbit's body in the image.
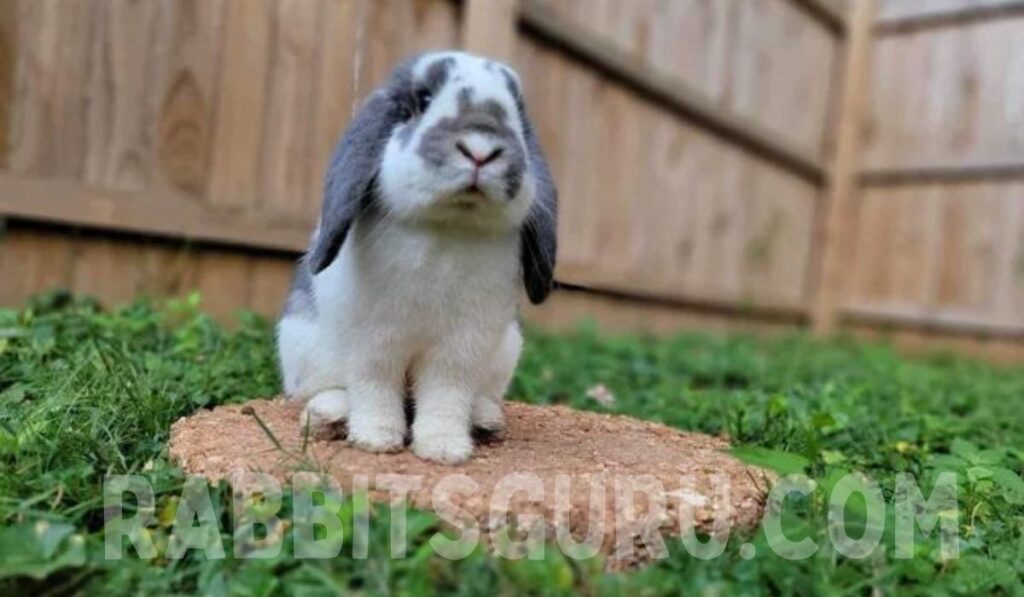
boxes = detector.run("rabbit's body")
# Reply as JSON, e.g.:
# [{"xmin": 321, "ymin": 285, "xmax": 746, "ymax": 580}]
[
  {"xmin": 277, "ymin": 51, "xmax": 556, "ymax": 464},
  {"xmin": 279, "ymin": 218, "xmax": 521, "ymax": 461}
]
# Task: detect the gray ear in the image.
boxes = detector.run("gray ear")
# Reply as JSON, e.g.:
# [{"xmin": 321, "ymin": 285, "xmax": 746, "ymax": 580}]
[
  {"xmin": 308, "ymin": 90, "xmax": 401, "ymax": 274},
  {"xmin": 519, "ymin": 116, "xmax": 558, "ymax": 304}
]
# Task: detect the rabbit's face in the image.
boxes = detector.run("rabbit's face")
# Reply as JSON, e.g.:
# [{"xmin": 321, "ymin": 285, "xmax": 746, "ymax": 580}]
[{"xmin": 377, "ymin": 52, "xmax": 534, "ymax": 228}]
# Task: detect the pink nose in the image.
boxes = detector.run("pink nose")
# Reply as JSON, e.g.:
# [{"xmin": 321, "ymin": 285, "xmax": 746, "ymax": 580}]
[{"xmin": 456, "ymin": 141, "xmax": 503, "ymax": 167}]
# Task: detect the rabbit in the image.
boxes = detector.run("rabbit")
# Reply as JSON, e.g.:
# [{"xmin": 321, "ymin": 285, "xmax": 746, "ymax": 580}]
[{"xmin": 277, "ymin": 51, "xmax": 557, "ymax": 465}]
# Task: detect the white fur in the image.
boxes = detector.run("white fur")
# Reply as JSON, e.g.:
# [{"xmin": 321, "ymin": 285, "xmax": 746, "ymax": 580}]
[{"xmin": 278, "ymin": 52, "xmax": 536, "ymax": 464}]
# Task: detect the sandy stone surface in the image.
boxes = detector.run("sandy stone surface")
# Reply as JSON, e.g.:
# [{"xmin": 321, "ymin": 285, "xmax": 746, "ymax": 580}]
[{"xmin": 169, "ymin": 399, "xmax": 770, "ymax": 568}]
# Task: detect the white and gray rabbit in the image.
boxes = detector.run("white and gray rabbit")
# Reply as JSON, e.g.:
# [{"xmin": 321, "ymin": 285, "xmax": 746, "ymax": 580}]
[{"xmin": 277, "ymin": 51, "xmax": 557, "ymax": 464}]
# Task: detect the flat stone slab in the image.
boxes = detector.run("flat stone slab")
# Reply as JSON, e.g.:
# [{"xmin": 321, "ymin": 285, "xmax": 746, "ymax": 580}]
[{"xmin": 170, "ymin": 399, "xmax": 769, "ymax": 568}]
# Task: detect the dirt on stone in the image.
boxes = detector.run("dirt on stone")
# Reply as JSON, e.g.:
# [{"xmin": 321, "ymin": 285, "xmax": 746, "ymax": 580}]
[{"xmin": 169, "ymin": 399, "xmax": 770, "ymax": 568}]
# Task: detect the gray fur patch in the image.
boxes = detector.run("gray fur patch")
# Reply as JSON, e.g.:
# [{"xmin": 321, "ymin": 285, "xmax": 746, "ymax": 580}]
[
  {"xmin": 283, "ymin": 256, "xmax": 316, "ymax": 317},
  {"xmin": 504, "ymin": 166, "xmax": 523, "ymax": 198},
  {"xmin": 307, "ymin": 56, "xmax": 416, "ymax": 274},
  {"xmin": 500, "ymin": 67, "xmax": 559, "ymax": 304},
  {"xmin": 424, "ymin": 57, "xmax": 455, "ymax": 91},
  {"xmin": 396, "ymin": 57, "xmax": 455, "ymax": 148},
  {"xmin": 416, "ymin": 87, "xmax": 526, "ymax": 199}
]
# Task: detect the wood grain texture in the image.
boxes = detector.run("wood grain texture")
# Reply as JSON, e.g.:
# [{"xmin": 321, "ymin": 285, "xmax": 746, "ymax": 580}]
[
  {"xmin": 194, "ymin": 250, "xmax": 252, "ymax": 320},
  {"xmin": 153, "ymin": 0, "xmax": 225, "ymax": 198},
  {"xmin": 864, "ymin": 14, "xmax": 1024, "ymax": 170},
  {"xmin": 517, "ymin": 38, "xmax": 818, "ymax": 312},
  {"xmin": 207, "ymin": 0, "xmax": 273, "ymax": 210},
  {"xmin": 847, "ymin": 182, "xmax": 1024, "ymax": 329},
  {"xmin": 0, "ymin": 0, "xmax": 17, "ymax": 169},
  {"xmin": 463, "ymin": 0, "xmax": 517, "ymax": 62},
  {"xmin": 877, "ymin": 0, "xmax": 1024, "ymax": 29},
  {"xmin": 248, "ymin": 255, "xmax": 295, "ymax": 316},
  {"xmin": 0, "ymin": 173, "xmax": 309, "ymax": 252},
  {"xmin": 259, "ymin": 0, "xmax": 320, "ymax": 220},
  {"xmin": 8, "ymin": 0, "xmax": 97, "ymax": 179},
  {"xmin": 526, "ymin": 0, "xmax": 838, "ymax": 158},
  {"xmin": 81, "ymin": 0, "xmax": 162, "ymax": 191},
  {"xmin": 70, "ymin": 235, "xmax": 144, "ymax": 307},
  {"xmin": 810, "ymin": 0, "xmax": 876, "ymax": 334},
  {"xmin": 0, "ymin": 224, "xmax": 74, "ymax": 306}
]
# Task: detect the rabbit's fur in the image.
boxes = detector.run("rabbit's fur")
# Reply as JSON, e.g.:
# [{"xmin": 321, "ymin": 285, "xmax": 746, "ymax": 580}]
[{"xmin": 277, "ymin": 51, "xmax": 557, "ymax": 464}]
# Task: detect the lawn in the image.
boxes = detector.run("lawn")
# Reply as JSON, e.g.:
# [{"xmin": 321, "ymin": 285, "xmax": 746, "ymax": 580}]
[{"xmin": 1, "ymin": 291, "xmax": 1022, "ymax": 595}]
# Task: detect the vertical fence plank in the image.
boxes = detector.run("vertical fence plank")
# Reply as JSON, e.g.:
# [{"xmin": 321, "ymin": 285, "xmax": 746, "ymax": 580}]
[
  {"xmin": 259, "ymin": 0, "xmax": 320, "ymax": 220},
  {"xmin": 463, "ymin": 0, "xmax": 517, "ymax": 61},
  {"xmin": 248, "ymin": 255, "xmax": 295, "ymax": 317},
  {"xmin": 71, "ymin": 236, "xmax": 144, "ymax": 307},
  {"xmin": 0, "ymin": 226, "xmax": 74, "ymax": 306},
  {"xmin": 810, "ymin": 0, "xmax": 875, "ymax": 335},
  {"xmin": 82, "ymin": 0, "xmax": 162, "ymax": 191},
  {"xmin": 8, "ymin": 0, "xmax": 96, "ymax": 179},
  {"xmin": 154, "ymin": 0, "xmax": 225, "ymax": 198},
  {"xmin": 195, "ymin": 250, "xmax": 252, "ymax": 320},
  {"xmin": 0, "ymin": 0, "xmax": 18, "ymax": 169},
  {"xmin": 207, "ymin": 0, "xmax": 272, "ymax": 210}
]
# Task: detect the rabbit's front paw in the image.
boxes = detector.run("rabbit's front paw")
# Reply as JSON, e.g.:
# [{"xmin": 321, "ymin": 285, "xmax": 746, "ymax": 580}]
[
  {"xmin": 412, "ymin": 431, "xmax": 473, "ymax": 465},
  {"xmin": 303, "ymin": 390, "xmax": 350, "ymax": 425},
  {"xmin": 471, "ymin": 398, "xmax": 505, "ymax": 434},
  {"xmin": 348, "ymin": 417, "xmax": 406, "ymax": 453},
  {"xmin": 301, "ymin": 389, "xmax": 350, "ymax": 439}
]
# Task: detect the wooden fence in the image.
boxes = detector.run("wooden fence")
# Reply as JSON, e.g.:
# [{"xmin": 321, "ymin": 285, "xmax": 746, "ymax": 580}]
[{"xmin": 0, "ymin": 0, "xmax": 1021, "ymax": 361}]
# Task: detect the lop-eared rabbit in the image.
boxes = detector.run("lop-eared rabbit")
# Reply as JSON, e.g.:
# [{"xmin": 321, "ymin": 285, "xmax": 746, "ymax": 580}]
[{"xmin": 278, "ymin": 51, "xmax": 557, "ymax": 464}]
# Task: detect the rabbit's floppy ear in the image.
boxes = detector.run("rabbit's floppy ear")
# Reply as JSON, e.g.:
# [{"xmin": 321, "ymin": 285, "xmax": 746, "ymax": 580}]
[
  {"xmin": 308, "ymin": 89, "xmax": 401, "ymax": 274},
  {"xmin": 519, "ymin": 114, "xmax": 558, "ymax": 305}
]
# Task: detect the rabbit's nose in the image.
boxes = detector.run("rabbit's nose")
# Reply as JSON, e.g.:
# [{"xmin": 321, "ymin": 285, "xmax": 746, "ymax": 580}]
[{"xmin": 456, "ymin": 140, "xmax": 504, "ymax": 167}]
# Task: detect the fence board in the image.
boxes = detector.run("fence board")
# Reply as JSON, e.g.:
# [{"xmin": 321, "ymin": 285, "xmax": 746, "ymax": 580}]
[
  {"xmin": 0, "ymin": 0, "xmax": 17, "ymax": 169},
  {"xmin": 848, "ymin": 182, "xmax": 1024, "ymax": 328},
  {"xmin": 0, "ymin": 225, "xmax": 74, "ymax": 306},
  {"xmin": 810, "ymin": 0, "xmax": 876, "ymax": 334},
  {"xmin": 864, "ymin": 15, "xmax": 1024, "ymax": 170},
  {"xmin": 878, "ymin": 0, "xmax": 1024, "ymax": 27},
  {"xmin": 8, "ymin": 0, "xmax": 96, "ymax": 179},
  {"xmin": 207, "ymin": 0, "xmax": 272, "ymax": 211},
  {"xmin": 0, "ymin": 173, "xmax": 309, "ymax": 252},
  {"xmin": 259, "ymin": 0, "xmax": 321, "ymax": 221},
  {"xmin": 248, "ymin": 255, "xmax": 295, "ymax": 317},
  {"xmin": 730, "ymin": 0, "xmax": 838, "ymax": 156},
  {"xmin": 70, "ymin": 235, "xmax": 144, "ymax": 306},
  {"xmin": 194, "ymin": 250, "xmax": 253, "ymax": 319},
  {"xmin": 152, "ymin": 0, "xmax": 225, "ymax": 198},
  {"xmin": 81, "ymin": 0, "xmax": 162, "ymax": 191}
]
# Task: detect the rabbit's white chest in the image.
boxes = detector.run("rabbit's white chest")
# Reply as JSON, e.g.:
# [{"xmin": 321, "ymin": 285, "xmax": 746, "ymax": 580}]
[{"xmin": 313, "ymin": 218, "xmax": 520, "ymax": 357}]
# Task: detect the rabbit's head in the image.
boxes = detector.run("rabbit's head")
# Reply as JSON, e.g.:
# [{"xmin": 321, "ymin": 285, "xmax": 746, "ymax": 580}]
[
  {"xmin": 379, "ymin": 52, "xmax": 535, "ymax": 223},
  {"xmin": 309, "ymin": 51, "xmax": 558, "ymax": 304}
]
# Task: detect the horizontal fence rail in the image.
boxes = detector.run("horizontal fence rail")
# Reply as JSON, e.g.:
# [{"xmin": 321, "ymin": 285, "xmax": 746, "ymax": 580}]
[
  {"xmin": 861, "ymin": 161, "xmax": 1024, "ymax": 186},
  {"xmin": 0, "ymin": 175, "xmax": 309, "ymax": 254},
  {"xmin": 876, "ymin": 0, "xmax": 1024, "ymax": 33}
]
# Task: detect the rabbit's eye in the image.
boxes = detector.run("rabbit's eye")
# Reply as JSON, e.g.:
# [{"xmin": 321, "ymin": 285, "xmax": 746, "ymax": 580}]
[{"xmin": 415, "ymin": 89, "xmax": 433, "ymax": 113}]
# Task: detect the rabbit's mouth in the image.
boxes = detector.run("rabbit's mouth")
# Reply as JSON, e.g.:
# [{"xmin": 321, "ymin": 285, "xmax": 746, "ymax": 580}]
[{"xmin": 448, "ymin": 192, "xmax": 484, "ymax": 210}]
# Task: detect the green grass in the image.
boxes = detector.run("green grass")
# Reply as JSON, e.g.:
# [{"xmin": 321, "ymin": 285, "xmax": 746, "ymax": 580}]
[{"xmin": 0, "ymin": 291, "xmax": 1022, "ymax": 595}]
